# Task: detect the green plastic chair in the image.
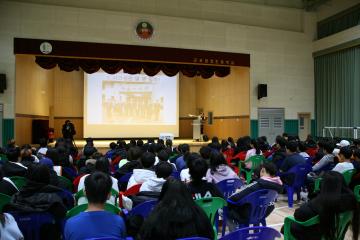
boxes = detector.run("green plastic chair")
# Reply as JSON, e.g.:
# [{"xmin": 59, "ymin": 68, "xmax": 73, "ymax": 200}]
[
  {"xmin": 354, "ymin": 185, "xmax": 360, "ymax": 202},
  {"xmin": 9, "ymin": 176, "xmax": 27, "ymax": 190},
  {"xmin": 284, "ymin": 211, "xmax": 353, "ymax": 240},
  {"xmin": 0, "ymin": 193, "xmax": 11, "ymax": 211},
  {"xmin": 58, "ymin": 176, "xmax": 73, "ymax": 192},
  {"xmin": 314, "ymin": 169, "xmax": 355, "ymax": 193},
  {"xmin": 195, "ymin": 197, "xmax": 227, "ymax": 240},
  {"xmin": 75, "ymin": 188, "xmax": 119, "ymax": 205},
  {"xmin": 239, "ymin": 155, "xmax": 265, "ymax": 184},
  {"xmin": 66, "ymin": 203, "xmax": 121, "ymax": 218},
  {"xmin": 0, "ymin": 154, "xmax": 8, "ymax": 162}
]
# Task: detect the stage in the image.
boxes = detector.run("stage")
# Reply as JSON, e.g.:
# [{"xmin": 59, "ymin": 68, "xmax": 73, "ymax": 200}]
[{"xmin": 51, "ymin": 139, "xmax": 210, "ymax": 153}]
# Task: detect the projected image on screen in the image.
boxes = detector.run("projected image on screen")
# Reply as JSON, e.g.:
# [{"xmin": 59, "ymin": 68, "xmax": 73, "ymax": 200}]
[
  {"xmin": 84, "ymin": 70, "xmax": 179, "ymax": 138},
  {"xmin": 101, "ymin": 78, "xmax": 164, "ymax": 124}
]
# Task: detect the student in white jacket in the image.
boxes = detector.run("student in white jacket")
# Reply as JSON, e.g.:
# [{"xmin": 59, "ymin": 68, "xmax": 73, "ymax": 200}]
[
  {"xmin": 127, "ymin": 152, "xmax": 156, "ymax": 190},
  {"xmin": 140, "ymin": 162, "xmax": 173, "ymax": 192}
]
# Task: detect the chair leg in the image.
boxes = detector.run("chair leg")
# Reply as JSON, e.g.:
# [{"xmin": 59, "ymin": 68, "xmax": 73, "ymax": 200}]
[
  {"xmin": 246, "ymin": 171, "xmax": 252, "ymax": 184},
  {"xmin": 222, "ymin": 207, "xmax": 227, "ymax": 236},
  {"xmin": 288, "ymin": 187, "xmax": 294, "ymax": 208},
  {"xmin": 261, "ymin": 219, "xmax": 266, "ymax": 226}
]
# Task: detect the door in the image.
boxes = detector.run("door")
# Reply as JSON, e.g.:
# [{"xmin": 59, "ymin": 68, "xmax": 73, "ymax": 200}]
[
  {"xmin": 258, "ymin": 108, "xmax": 284, "ymax": 144},
  {"xmin": 298, "ymin": 113, "xmax": 310, "ymax": 141}
]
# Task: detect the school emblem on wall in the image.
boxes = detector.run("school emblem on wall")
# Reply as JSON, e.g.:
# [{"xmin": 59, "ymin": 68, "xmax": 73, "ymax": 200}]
[{"xmin": 136, "ymin": 21, "xmax": 154, "ymax": 40}]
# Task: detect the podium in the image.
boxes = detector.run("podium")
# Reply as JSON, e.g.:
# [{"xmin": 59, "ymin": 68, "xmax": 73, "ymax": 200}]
[{"xmin": 192, "ymin": 118, "xmax": 201, "ymax": 141}]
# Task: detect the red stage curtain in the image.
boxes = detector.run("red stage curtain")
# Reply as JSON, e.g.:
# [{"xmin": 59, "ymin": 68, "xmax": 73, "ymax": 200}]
[{"xmin": 35, "ymin": 56, "xmax": 231, "ymax": 78}]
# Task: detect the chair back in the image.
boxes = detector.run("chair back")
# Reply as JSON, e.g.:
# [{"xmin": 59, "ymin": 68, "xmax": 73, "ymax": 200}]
[
  {"xmin": 216, "ymin": 178, "xmax": 244, "ymax": 198},
  {"xmin": 118, "ymin": 172, "xmax": 133, "ymax": 183},
  {"xmin": 9, "ymin": 176, "xmax": 27, "ymax": 190},
  {"xmin": 343, "ymin": 169, "xmax": 355, "ymax": 185},
  {"xmin": 0, "ymin": 193, "xmax": 11, "ymax": 211},
  {"xmin": 286, "ymin": 164, "xmax": 312, "ymax": 189},
  {"xmin": 219, "ymin": 226, "xmax": 281, "ymax": 240},
  {"xmin": 247, "ymin": 155, "xmax": 265, "ymax": 170},
  {"xmin": 10, "ymin": 211, "xmax": 64, "ymax": 240},
  {"xmin": 354, "ymin": 185, "xmax": 360, "ymax": 202},
  {"xmin": 58, "ymin": 176, "xmax": 73, "ymax": 192},
  {"xmin": 177, "ymin": 238, "xmax": 210, "ymax": 240},
  {"xmin": 171, "ymin": 171, "xmax": 181, "ymax": 180},
  {"xmin": 75, "ymin": 188, "xmax": 119, "ymax": 205},
  {"xmin": 195, "ymin": 197, "xmax": 227, "ymax": 225},
  {"xmin": 284, "ymin": 211, "xmax": 353, "ymax": 240},
  {"xmin": 228, "ymin": 189, "xmax": 278, "ymax": 225},
  {"xmin": 66, "ymin": 203, "xmax": 121, "ymax": 218},
  {"xmin": 127, "ymin": 200, "xmax": 157, "ymax": 218}
]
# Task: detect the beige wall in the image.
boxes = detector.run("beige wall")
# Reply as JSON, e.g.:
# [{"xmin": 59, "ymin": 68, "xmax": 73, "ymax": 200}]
[
  {"xmin": 15, "ymin": 57, "xmax": 249, "ymax": 142},
  {"xmin": 0, "ymin": 0, "xmax": 316, "ymax": 122}
]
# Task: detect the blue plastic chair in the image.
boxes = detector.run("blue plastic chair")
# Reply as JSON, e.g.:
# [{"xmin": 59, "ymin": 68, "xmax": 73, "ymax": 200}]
[
  {"xmin": 279, "ymin": 163, "xmax": 312, "ymax": 207},
  {"xmin": 118, "ymin": 172, "xmax": 133, "ymax": 183},
  {"xmin": 177, "ymin": 238, "xmax": 210, "ymax": 240},
  {"xmin": 219, "ymin": 226, "xmax": 281, "ymax": 240},
  {"xmin": 125, "ymin": 200, "xmax": 157, "ymax": 218},
  {"xmin": 227, "ymin": 189, "xmax": 278, "ymax": 229},
  {"xmin": 171, "ymin": 171, "xmax": 181, "ymax": 180},
  {"xmin": 216, "ymin": 178, "xmax": 244, "ymax": 198},
  {"xmin": 10, "ymin": 211, "xmax": 64, "ymax": 240}
]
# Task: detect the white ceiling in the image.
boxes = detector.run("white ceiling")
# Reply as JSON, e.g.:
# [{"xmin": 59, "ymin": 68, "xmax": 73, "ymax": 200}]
[{"xmin": 7, "ymin": 0, "xmax": 307, "ymax": 11}]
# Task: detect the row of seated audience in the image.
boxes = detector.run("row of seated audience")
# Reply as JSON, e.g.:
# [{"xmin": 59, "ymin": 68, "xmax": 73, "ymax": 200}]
[{"xmin": 0, "ymin": 134, "xmax": 359, "ymax": 240}]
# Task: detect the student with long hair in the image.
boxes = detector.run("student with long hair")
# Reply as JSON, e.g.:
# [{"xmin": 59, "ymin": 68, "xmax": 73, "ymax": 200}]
[
  {"xmin": 206, "ymin": 152, "xmax": 238, "ymax": 184},
  {"xmin": 138, "ymin": 179, "xmax": 213, "ymax": 240},
  {"xmin": 289, "ymin": 171, "xmax": 359, "ymax": 240}
]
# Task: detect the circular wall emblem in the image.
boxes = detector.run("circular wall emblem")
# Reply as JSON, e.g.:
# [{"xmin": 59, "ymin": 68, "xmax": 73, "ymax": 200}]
[
  {"xmin": 40, "ymin": 42, "xmax": 52, "ymax": 54},
  {"xmin": 136, "ymin": 21, "xmax": 154, "ymax": 40}
]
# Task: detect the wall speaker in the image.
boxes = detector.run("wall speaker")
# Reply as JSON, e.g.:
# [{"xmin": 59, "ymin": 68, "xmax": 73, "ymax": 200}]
[
  {"xmin": 0, "ymin": 74, "xmax": 6, "ymax": 93},
  {"xmin": 258, "ymin": 84, "xmax": 267, "ymax": 99},
  {"xmin": 208, "ymin": 111, "xmax": 213, "ymax": 125}
]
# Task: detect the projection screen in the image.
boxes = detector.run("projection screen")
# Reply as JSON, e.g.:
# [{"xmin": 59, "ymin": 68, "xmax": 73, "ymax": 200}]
[{"xmin": 84, "ymin": 70, "xmax": 179, "ymax": 138}]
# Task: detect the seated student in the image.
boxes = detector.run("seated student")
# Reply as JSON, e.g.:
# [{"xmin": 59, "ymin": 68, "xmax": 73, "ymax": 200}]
[
  {"xmin": 280, "ymin": 141, "xmax": 306, "ymax": 172},
  {"xmin": 77, "ymin": 157, "xmax": 119, "ymax": 205},
  {"xmin": 105, "ymin": 142, "xmax": 118, "ymax": 160},
  {"xmin": 0, "ymin": 166, "xmax": 18, "ymax": 196},
  {"xmin": 64, "ymin": 172, "xmax": 126, "ymax": 240},
  {"xmin": 140, "ymin": 162, "xmax": 173, "ymax": 192},
  {"xmin": 332, "ymin": 146, "xmax": 354, "ymax": 174},
  {"xmin": 116, "ymin": 146, "xmax": 142, "ymax": 179},
  {"xmin": 187, "ymin": 158, "xmax": 224, "ymax": 200},
  {"xmin": 227, "ymin": 163, "xmax": 282, "ymax": 228},
  {"xmin": 312, "ymin": 141, "xmax": 335, "ymax": 172},
  {"xmin": 5, "ymin": 164, "xmax": 66, "ymax": 239},
  {"xmin": 206, "ymin": 152, "xmax": 239, "ymax": 184},
  {"xmin": 0, "ymin": 212, "xmax": 23, "ymax": 240},
  {"xmin": 138, "ymin": 179, "xmax": 214, "ymax": 240},
  {"xmin": 180, "ymin": 153, "xmax": 201, "ymax": 183},
  {"xmin": 287, "ymin": 171, "xmax": 359, "ymax": 240},
  {"xmin": 298, "ymin": 141, "xmax": 310, "ymax": 158},
  {"xmin": 270, "ymin": 136, "xmax": 287, "ymax": 168},
  {"xmin": 127, "ymin": 152, "xmax": 156, "ymax": 189},
  {"xmin": 199, "ymin": 146, "xmax": 212, "ymax": 166},
  {"xmin": 157, "ymin": 149, "xmax": 177, "ymax": 171},
  {"xmin": 175, "ymin": 144, "xmax": 190, "ymax": 171},
  {"xmin": 126, "ymin": 162, "xmax": 173, "ymax": 208},
  {"xmin": 37, "ymin": 137, "xmax": 49, "ymax": 159},
  {"xmin": 2, "ymin": 147, "xmax": 27, "ymax": 177}
]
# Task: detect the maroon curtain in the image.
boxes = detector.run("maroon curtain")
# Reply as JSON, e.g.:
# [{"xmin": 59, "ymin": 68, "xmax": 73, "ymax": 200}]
[{"xmin": 35, "ymin": 56, "xmax": 231, "ymax": 78}]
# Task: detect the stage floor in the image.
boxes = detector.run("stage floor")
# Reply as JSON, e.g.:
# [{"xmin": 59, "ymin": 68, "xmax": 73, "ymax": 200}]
[{"xmin": 51, "ymin": 139, "xmax": 210, "ymax": 152}]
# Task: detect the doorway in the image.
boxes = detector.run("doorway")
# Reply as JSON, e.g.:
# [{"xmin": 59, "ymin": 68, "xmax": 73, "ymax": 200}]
[
  {"xmin": 298, "ymin": 113, "xmax": 311, "ymax": 141},
  {"xmin": 258, "ymin": 108, "xmax": 284, "ymax": 144}
]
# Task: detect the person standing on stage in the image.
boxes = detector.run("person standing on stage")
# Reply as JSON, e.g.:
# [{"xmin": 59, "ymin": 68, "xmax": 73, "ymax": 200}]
[
  {"xmin": 199, "ymin": 112, "xmax": 207, "ymax": 135},
  {"xmin": 62, "ymin": 120, "xmax": 76, "ymax": 140}
]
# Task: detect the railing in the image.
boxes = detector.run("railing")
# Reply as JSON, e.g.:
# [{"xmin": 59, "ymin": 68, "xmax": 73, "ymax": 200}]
[{"xmin": 322, "ymin": 127, "xmax": 359, "ymax": 139}]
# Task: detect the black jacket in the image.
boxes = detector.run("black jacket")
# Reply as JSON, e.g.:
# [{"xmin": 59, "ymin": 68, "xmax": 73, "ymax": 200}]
[
  {"xmin": 62, "ymin": 122, "xmax": 76, "ymax": 139},
  {"xmin": 290, "ymin": 190, "xmax": 357, "ymax": 240},
  {"xmin": 228, "ymin": 178, "xmax": 283, "ymax": 223},
  {"xmin": 5, "ymin": 181, "xmax": 67, "ymax": 219},
  {"xmin": 0, "ymin": 178, "xmax": 18, "ymax": 196},
  {"xmin": 187, "ymin": 180, "xmax": 224, "ymax": 200},
  {"xmin": 2, "ymin": 161, "xmax": 27, "ymax": 177}
]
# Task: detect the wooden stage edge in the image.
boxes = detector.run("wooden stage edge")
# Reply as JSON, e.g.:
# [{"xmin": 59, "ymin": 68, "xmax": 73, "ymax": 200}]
[{"xmin": 50, "ymin": 138, "xmax": 210, "ymax": 150}]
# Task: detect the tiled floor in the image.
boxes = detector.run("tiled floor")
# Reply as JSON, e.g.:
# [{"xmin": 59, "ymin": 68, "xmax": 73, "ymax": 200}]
[{"xmin": 221, "ymin": 193, "xmax": 354, "ymax": 239}]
